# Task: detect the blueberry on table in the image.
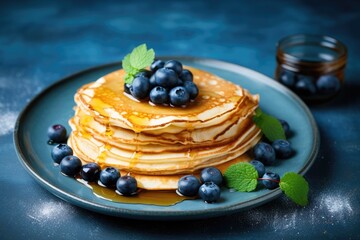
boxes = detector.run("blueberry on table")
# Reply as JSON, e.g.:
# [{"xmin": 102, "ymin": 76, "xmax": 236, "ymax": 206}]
[
  {"xmin": 51, "ymin": 143, "xmax": 73, "ymax": 164},
  {"xmin": 80, "ymin": 163, "xmax": 101, "ymax": 182},
  {"xmin": 200, "ymin": 167, "xmax": 223, "ymax": 186},
  {"xmin": 253, "ymin": 142, "xmax": 276, "ymax": 166},
  {"xmin": 60, "ymin": 156, "xmax": 82, "ymax": 176},
  {"xmin": 116, "ymin": 175, "xmax": 138, "ymax": 196},
  {"xmin": 177, "ymin": 175, "xmax": 201, "ymax": 197},
  {"xmin": 100, "ymin": 167, "xmax": 120, "ymax": 187},
  {"xmin": 150, "ymin": 60, "xmax": 165, "ymax": 73},
  {"xmin": 261, "ymin": 172, "xmax": 280, "ymax": 190},
  {"xmin": 169, "ymin": 86, "xmax": 190, "ymax": 106},
  {"xmin": 198, "ymin": 182, "xmax": 221, "ymax": 203},
  {"xmin": 180, "ymin": 69, "xmax": 193, "ymax": 82},
  {"xmin": 278, "ymin": 119, "xmax": 291, "ymax": 137},
  {"xmin": 272, "ymin": 139, "xmax": 293, "ymax": 159},
  {"xmin": 130, "ymin": 76, "xmax": 150, "ymax": 100},
  {"xmin": 154, "ymin": 68, "xmax": 178, "ymax": 88},
  {"xmin": 149, "ymin": 86, "xmax": 169, "ymax": 104},
  {"xmin": 48, "ymin": 124, "xmax": 67, "ymax": 143},
  {"xmin": 316, "ymin": 75, "xmax": 341, "ymax": 94},
  {"xmin": 294, "ymin": 76, "xmax": 316, "ymax": 96},
  {"xmin": 250, "ymin": 160, "xmax": 265, "ymax": 178},
  {"xmin": 164, "ymin": 60, "xmax": 183, "ymax": 76},
  {"xmin": 183, "ymin": 81, "xmax": 199, "ymax": 100},
  {"xmin": 279, "ymin": 70, "xmax": 296, "ymax": 88}
]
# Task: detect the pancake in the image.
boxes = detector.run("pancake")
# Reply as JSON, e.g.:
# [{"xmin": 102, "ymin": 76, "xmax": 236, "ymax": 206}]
[{"xmin": 68, "ymin": 66, "xmax": 261, "ymax": 190}]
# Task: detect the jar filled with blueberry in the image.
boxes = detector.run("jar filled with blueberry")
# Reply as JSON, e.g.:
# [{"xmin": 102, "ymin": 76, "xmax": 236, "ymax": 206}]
[{"xmin": 275, "ymin": 34, "xmax": 347, "ymax": 103}]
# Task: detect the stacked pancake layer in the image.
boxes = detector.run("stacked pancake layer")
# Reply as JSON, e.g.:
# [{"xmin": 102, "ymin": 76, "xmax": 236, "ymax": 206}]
[{"xmin": 68, "ymin": 67, "xmax": 262, "ymax": 190}]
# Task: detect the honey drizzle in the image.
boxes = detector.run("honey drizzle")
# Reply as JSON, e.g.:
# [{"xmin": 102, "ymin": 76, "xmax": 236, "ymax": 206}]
[
  {"xmin": 77, "ymin": 179, "xmax": 193, "ymax": 206},
  {"xmin": 129, "ymin": 132, "xmax": 141, "ymax": 170}
]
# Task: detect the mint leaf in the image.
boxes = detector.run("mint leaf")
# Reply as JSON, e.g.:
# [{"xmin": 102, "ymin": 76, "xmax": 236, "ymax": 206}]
[
  {"xmin": 253, "ymin": 108, "xmax": 286, "ymax": 142},
  {"xmin": 124, "ymin": 74, "xmax": 134, "ymax": 84},
  {"xmin": 122, "ymin": 54, "xmax": 135, "ymax": 73},
  {"xmin": 129, "ymin": 44, "xmax": 155, "ymax": 70},
  {"xmin": 121, "ymin": 44, "xmax": 155, "ymax": 84},
  {"xmin": 224, "ymin": 163, "xmax": 258, "ymax": 192},
  {"xmin": 280, "ymin": 172, "xmax": 309, "ymax": 207}
]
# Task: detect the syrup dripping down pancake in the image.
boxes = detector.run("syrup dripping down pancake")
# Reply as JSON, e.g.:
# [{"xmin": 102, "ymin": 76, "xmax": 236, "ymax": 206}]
[{"xmin": 68, "ymin": 66, "xmax": 261, "ymax": 190}]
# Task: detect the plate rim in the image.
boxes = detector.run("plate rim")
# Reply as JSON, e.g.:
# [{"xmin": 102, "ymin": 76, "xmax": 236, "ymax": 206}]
[{"xmin": 13, "ymin": 57, "xmax": 320, "ymax": 220}]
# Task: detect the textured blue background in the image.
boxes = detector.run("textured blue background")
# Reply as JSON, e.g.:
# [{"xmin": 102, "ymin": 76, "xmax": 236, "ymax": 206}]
[{"xmin": 1, "ymin": 0, "xmax": 359, "ymax": 239}]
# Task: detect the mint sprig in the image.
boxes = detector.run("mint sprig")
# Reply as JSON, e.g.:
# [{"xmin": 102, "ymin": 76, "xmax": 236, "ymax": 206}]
[
  {"xmin": 253, "ymin": 108, "xmax": 286, "ymax": 142},
  {"xmin": 280, "ymin": 172, "xmax": 309, "ymax": 207},
  {"xmin": 122, "ymin": 44, "xmax": 155, "ymax": 84},
  {"xmin": 224, "ymin": 163, "xmax": 309, "ymax": 206},
  {"xmin": 224, "ymin": 163, "xmax": 258, "ymax": 192}
]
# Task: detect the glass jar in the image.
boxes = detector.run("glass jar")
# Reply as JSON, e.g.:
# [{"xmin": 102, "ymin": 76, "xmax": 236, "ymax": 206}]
[{"xmin": 275, "ymin": 34, "xmax": 347, "ymax": 103}]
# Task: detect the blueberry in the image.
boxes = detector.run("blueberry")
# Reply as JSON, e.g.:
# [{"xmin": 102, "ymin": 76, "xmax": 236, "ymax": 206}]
[
  {"xmin": 278, "ymin": 119, "xmax": 291, "ymax": 137},
  {"xmin": 250, "ymin": 160, "xmax": 265, "ymax": 178},
  {"xmin": 150, "ymin": 60, "xmax": 165, "ymax": 73},
  {"xmin": 48, "ymin": 124, "xmax": 67, "ymax": 143},
  {"xmin": 169, "ymin": 86, "xmax": 190, "ymax": 106},
  {"xmin": 294, "ymin": 76, "xmax": 316, "ymax": 96},
  {"xmin": 316, "ymin": 75, "xmax": 340, "ymax": 94},
  {"xmin": 155, "ymin": 68, "xmax": 178, "ymax": 88},
  {"xmin": 135, "ymin": 70, "xmax": 152, "ymax": 78},
  {"xmin": 272, "ymin": 139, "xmax": 293, "ymax": 159},
  {"xmin": 177, "ymin": 175, "xmax": 201, "ymax": 197},
  {"xmin": 180, "ymin": 69, "xmax": 193, "ymax": 82},
  {"xmin": 149, "ymin": 74, "xmax": 157, "ymax": 89},
  {"xmin": 200, "ymin": 167, "xmax": 223, "ymax": 186},
  {"xmin": 253, "ymin": 142, "xmax": 276, "ymax": 166},
  {"xmin": 124, "ymin": 83, "xmax": 132, "ymax": 94},
  {"xmin": 80, "ymin": 163, "xmax": 101, "ymax": 182},
  {"xmin": 262, "ymin": 172, "xmax": 280, "ymax": 190},
  {"xmin": 60, "ymin": 156, "xmax": 82, "ymax": 176},
  {"xmin": 149, "ymin": 86, "xmax": 169, "ymax": 104},
  {"xmin": 183, "ymin": 81, "xmax": 199, "ymax": 100},
  {"xmin": 164, "ymin": 60, "xmax": 183, "ymax": 75},
  {"xmin": 99, "ymin": 167, "xmax": 120, "ymax": 187},
  {"xmin": 198, "ymin": 182, "xmax": 221, "ymax": 203},
  {"xmin": 278, "ymin": 70, "xmax": 296, "ymax": 88},
  {"xmin": 51, "ymin": 144, "xmax": 73, "ymax": 164},
  {"xmin": 116, "ymin": 175, "xmax": 138, "ymax": 196},
  {"xmin": 177, "ymin": 78, "xmax": 184, "ymax": 86},
  {"xmin": 130, "ymin": 76, "xmax": 150, "ymax": 100}
]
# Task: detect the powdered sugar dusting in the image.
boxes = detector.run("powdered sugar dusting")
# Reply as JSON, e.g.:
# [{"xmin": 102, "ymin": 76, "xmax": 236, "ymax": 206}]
[
  {"xmin": 26, "ymin": 199, "xmax": 77, "ymax": 230},
  {"xmin": 272, "ymin": 210, "xmax": 299, "ymax": 231},
  {"xmin": 0, "ymin": 111, "xmax": 18, "ymax": 136},
  {"xmin": 242, "ymin": 189, "xmax": 356, "ymax": 234},
  {"xmin": 318, "ymin": 191, "xmax": 354, "ymax": 224}
]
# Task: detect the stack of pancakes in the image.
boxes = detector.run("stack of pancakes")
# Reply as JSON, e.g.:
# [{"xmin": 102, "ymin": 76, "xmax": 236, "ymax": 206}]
[{"xmin": 68, "ymin": 66, "xmax": 262, "ymax": 190}]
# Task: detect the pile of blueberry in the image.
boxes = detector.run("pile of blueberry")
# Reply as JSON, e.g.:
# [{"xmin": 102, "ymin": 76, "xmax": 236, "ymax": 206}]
[
  {"xmin": 48, "ymin": 124, "xmax": 138, "ymax": 196},
  {"xmin": 250, "ymin": 119, "xmax": 293, "ymax": 189},
  {"xmin": 278, "ymin": 70, "xmax": 341, "ymax": 98},
  {"xmin": 177, "ymin": 167, "xmax": 223, "ymax": 203},
  {"xmin": 125, "ymin": 60, "xmax": 199, "ymax": 106}
]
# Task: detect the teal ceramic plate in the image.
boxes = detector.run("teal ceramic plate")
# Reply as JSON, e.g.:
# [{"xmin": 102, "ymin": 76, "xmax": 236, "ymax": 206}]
[{"xmin": 14, "ymin": 58, "xmax": 319, "ymax": 220}]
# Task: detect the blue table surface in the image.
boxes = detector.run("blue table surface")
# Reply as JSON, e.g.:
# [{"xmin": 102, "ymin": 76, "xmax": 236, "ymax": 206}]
[{"xmin": 1, "ymin": 0, "xmax": 359, "ymax": 239}]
